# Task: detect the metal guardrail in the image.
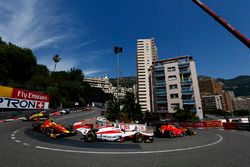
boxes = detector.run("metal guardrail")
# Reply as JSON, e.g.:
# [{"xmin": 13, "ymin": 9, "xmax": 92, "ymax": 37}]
[{"xmin": 223, "ymin": 123, "xmax": 250, "ymax": 131}]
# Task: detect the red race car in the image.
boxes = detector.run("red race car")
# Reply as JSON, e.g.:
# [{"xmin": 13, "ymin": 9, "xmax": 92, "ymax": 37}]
[
  {"xmin": 155, "ymin": 124, "xmax": 196, "ymax": 138},
  {"xmin": 32, "ymin": 118, "xmax": 77, "ymax": 139}
]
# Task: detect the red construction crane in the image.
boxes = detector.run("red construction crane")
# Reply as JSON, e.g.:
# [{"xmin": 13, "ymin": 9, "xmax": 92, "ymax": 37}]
[{"xmin": 192, "ymin": 0, "xmax": 250, "ymax": 48}]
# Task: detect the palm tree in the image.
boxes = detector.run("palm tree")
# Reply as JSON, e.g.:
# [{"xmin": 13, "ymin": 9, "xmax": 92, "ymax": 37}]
[{"xmin": 52, "ymin": 54, "xmax": 61, "ymax": 71}]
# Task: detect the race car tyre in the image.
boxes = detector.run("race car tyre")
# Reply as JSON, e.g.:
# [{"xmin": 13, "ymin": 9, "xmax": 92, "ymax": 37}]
[
  {"xmin": 144, "ymin": 137, "xmax": 153, "ymax": 143},
  {"xmin": 166, "ymin": 131, "xmax": 174, "ymax": 138},
  {"xmin": 45, "ymin": 128, "xmax": 57, "ymax": 139},
  {"xmin": 85, "ymin": 131, "xmax": 96, "ymax": 142},
  {"xmin": 120, "ymin": 137, "xmax": 125, "ymax": 142},
  {"xmin": 187, "ymin": 128, "xmax": 195, "ymax": 135},
  {"xmin": 32, "ymin": 123, "xmax": 40, "ymax": 132},
  {"xmin": 134, "ymin": 133, "xmax": 143, "ymax": 143}
]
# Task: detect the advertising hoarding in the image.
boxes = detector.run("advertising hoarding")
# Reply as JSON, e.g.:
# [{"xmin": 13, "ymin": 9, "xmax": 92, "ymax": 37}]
[{"xmin": 0, "ymin": 86, "xmax": 50, "ymax": 109}]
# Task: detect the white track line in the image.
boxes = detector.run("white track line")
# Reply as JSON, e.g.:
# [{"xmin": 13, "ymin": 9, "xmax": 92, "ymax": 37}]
[{"xmin": 35, "ymin": 134, "xmax": 223, "ymax": 155}]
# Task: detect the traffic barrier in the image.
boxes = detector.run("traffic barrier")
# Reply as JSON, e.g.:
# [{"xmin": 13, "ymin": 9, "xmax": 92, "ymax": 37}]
[
  {"xmin": 223, "ymin": 122, "xmax": 250, "ymax": 131},
  {"xmin": 180, "ymin": 120, "xmax": 222, "ymax": 128},
  {"xmin": 222, "ymin": 123, "xmax": 237, "ymax": 130}
]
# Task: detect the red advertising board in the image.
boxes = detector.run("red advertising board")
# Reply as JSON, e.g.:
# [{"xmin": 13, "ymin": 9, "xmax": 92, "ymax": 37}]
[
  {"xmin": 0, "ymin": 86, "xmax": 50, "ymax": 109},
  {"xmin": 11, "ymin": 88, "xmax": 49, "ymax": 102}
]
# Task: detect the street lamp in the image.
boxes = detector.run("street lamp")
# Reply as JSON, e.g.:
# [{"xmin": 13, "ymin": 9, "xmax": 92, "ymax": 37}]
[{"xmin": 114, "ymin": 46, "xmax": 123, "ymax": 102}]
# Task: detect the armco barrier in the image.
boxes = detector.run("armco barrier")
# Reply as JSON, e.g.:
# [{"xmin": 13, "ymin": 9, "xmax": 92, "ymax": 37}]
[
  {"xmin": 223, "ymin": 122, "xmax": 250, "ymax": 131},
  {"xmin": 180, "ymin": 120, "xmax": 222, "ymax": 128},
  {"xmin": 222, "ymin": 123, "xmax": 237, "ymax": 130}
]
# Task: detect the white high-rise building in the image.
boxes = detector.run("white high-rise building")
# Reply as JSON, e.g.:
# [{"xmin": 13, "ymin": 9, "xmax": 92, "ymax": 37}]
[{"xmin": 136, "ymin": 38, "xmax": 158, "ymax": 112}]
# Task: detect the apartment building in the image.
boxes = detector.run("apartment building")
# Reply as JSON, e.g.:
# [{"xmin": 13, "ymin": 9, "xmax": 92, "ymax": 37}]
[
  {"xmin": 198, "ymin": 77, "xmax": 223, "ymax": 95},
  {"xmin": 222, "ymin": 91, "xmax": 234, "ymax": 112},
  {"xmin": 84, "ymin": 76, "xmax": 113, "ymax": 94},
  {"xmin": 136, "ymin": 38, "xmax": 158, "ymax": 112},
  {"xmin": 149, "ymin": 56, "xmax": 203, "ymax": 119},
  {"xmin": 202, "ymin": 95, "xmax": 223, "ymax": 110},
  {"xmin": 233, "ymin": 97, "xmax": 250, "ymax": 111},
  {"xmin": 198, "ymin": 77, "xmax": 235, "ymax": 112}
]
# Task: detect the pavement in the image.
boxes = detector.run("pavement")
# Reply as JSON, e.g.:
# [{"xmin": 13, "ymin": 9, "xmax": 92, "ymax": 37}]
[{"xmin": 1, "ymin": 108, "xmax": 250, "ymax": 167}]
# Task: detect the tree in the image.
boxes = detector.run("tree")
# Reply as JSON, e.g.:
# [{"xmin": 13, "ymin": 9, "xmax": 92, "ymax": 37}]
[
  {"xmin": 173, "ymin": 109, "xmax": 199, "ymax": 122},
  {"xmin": 52, "ymin": 54, "xmax": 61, "ymax": 71},
  {"xmin": 0, "ymin": 40, "xmax": 37, "ymax": 85},
  {"xmin": 121, "ymin": 92, "xmax": 142, "ymax": 122}
]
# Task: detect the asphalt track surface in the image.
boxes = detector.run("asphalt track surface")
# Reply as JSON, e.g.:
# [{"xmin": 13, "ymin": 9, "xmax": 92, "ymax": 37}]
[{"xmin": 1, "ymin": 108, "xmax": 250, "ymax": 167}]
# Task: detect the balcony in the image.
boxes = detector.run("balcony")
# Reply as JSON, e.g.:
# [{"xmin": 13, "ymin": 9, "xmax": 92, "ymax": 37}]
[
  {"xmin": 179, "ymin": 70, "xmax": 191, "ymax": 74},
  {"xmin": 155, "ymin": 73, "xmax": 165, "ymax": 77},
  {"xmin": 183, "ymin": 99, "xmax": 196, "ymax": 105},
  {"xmin": 178, "ymin": 62, "xmax": 190, "ymax": 68},
  {"xmin": 190, "ymin": 109, "xmax": 197, "ymax": 113},
  {"xmin": 181, "ymin": 79, "xmax": 192, "ymax": 85},
  {"xmin": 157, "ymin": 100, "xmax": 167, "ymax": 104},
  {"xmin": 156, "ymin": 91, "xmax": 166, "ymax": 96},
  {"xmin": 181, "ymin": 88, "xmax": 194, "ymax": 95}
]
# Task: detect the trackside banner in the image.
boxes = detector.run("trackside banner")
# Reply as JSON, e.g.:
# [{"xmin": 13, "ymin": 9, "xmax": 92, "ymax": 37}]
[{"xmin": 0, "ymin": 86, "xmax": 50, "ymax": 109}]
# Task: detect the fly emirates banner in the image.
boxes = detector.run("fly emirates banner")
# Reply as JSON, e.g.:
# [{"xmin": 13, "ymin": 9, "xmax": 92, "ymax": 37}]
[{"xmin": 0, "ymin": 86, "xmax": 50, "ymax": 109}]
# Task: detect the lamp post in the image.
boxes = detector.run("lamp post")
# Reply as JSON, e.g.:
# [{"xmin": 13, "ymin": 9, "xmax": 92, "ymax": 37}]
[{"xmin": 114, "ymin": 46, "xmax": 123, "ymax": 103}]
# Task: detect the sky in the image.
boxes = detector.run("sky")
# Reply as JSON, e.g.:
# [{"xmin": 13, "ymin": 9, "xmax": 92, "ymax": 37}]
[{"xmin": 0, "ymin": 0, "xmax": 249, "ymax": 79}]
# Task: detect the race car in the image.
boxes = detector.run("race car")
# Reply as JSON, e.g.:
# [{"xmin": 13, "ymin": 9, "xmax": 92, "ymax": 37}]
[
  {"xmin": 50, "ymin": 109, "xmax": 70, "ymax": 116},
  {"xmin": 155, "ymin": 124, "xmax": 196, "ymax": 138},
  {"xmin": 32, "ymin": 118, "xmax": 77, "ymax": 139},
  {"xmin": 74, "ymin": 117, "xmax": 154, "ymax": 143},
  {"xmin": 24, "ymin": 111, "xmax": 49, "ymax": 121}
]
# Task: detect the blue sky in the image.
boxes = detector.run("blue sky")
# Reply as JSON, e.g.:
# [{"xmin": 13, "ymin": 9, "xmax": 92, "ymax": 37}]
[{"xmin": 0, "ymin": 0, "xmax": 249, "ymax": 79}]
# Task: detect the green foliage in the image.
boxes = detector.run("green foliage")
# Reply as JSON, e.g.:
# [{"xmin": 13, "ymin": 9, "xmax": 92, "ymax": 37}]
[
  {"xmin": 105, "ymin": 92, "xmax": 142, "ymax": 122},
  {"xmin": 0, "ymin": 41, "xmax": 37, "ymax": 84},
  {"xmin": 121, "ymin": 92, "xmax": 143, "ymax": 121},
  {"xmin": 204, "ymin": 109, "xmax": 231, "ymax": 116},
  {"xmin": 110, "ymin": 76, "xmax": 136, "ymax": 88},
  {"xmin": 173, "ymin": 109, "xmax": 199, "ymax": 122},
  {"xmin": 218, "ymin": 75, "xmax": 250, "ymax": 96},
  {"xmin": 233, "ymin": 110, "xmax": 250, "ymax": 116},
  {"xmin": 0, "ymin": 37, "xmax": 111, "ymax": 109},
  {"xmin": 205, "ymin": 109, "xmax": 250, "ymax": 117},
  {"xmin": 105, "ymin": 100, "xmax": 120, "ymax": 121}
]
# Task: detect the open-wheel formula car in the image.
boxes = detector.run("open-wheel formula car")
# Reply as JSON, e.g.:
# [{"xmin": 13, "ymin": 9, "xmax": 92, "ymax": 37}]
[
  {"xmin": 74, "ymin": 117, "xmax": 154, "ymax": 143},
  {"xmin": 32, "ymin": 118, "xmax": 77, "ymax": 139},
  {"xmin": 155, "ymin": 124, "xmax": 196, "ymax": 138},
  {"xmin": 24, "ymin": 111, "xmax": 49, "ymax": 121}
]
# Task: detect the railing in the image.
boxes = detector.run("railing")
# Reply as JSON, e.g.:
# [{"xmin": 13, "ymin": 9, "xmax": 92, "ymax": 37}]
[
  {"xmin": 157, "ymin": 100, "xmax": 167, "ymax": 104},
  {"xmin": 181, "ymin": 89, "xmax": 194, "ymax": 94},
  {"xmin": 182, "ymin": 99, "xmax": 196, "ymax": 105},
  {"xmin": 178, "ymin": 62, "xmax": 190, "ymax": 68},
  {"xmin": 179, "ymin": 70, "xmax": 191, "ymax": 74},
  {"xmin": 181, "ymin": 79, "xmax": 192, "ymax": 85},
  {"xmin": 155, "ymin": 73, "xmax": 165, "ymax": 77}
]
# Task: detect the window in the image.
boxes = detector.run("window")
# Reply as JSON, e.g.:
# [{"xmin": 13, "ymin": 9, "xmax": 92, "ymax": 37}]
[
  {"xmin": 168, "ymin": 75, "xmax": 177, "ymax": 81},
  {"xmin": 171, "ymin": 103, "xmax": 180, "ymax": 110},
  {"xmin": 170, "ymin": 94, "xmax": 179, "ymax": 99},
  {"xmin": 167, "ymin": 67, "xmax": 176, "ymax": 72},
  {"xmin": 169, "ymin": 84, "xmax": 178, "ymax": 90}
]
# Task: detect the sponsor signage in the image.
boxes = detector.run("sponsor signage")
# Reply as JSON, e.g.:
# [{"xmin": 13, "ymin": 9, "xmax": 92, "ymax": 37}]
[
  {"xmin": 119, "ymin": 123, "xmax": 146, "ymax": 131},
  {"xmin": 0, "ymin": 86, "xmax": 50, "ymax": 109}
]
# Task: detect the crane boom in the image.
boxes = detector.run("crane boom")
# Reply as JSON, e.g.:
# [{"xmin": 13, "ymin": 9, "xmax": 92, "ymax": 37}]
[{"xmin": 192, "ymin": 0, "xmax": 250, "ymax": 48}]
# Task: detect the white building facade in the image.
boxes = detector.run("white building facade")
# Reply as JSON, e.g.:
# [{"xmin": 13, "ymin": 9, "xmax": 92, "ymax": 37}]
[
  {"xmin": 84, "ymin": 76, "xmax": 113, "ymax": 94},
  {"xmin": 136, "ymin": 38, "xmax": 158, "ymax": 112}
]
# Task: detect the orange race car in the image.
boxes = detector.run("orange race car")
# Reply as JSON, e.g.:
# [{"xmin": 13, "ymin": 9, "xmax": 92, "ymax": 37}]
[{"xmin": 32, "ymin": 118, "xmax": 77, "ymax": 139}]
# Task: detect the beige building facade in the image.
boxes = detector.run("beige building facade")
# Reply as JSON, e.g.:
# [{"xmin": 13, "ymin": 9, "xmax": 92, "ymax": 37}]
[
  {"xmin": 149, "ymin": 56, "xmax": 203, "ymax": 119},
  {"xmin": 136, "ymin": 38, "xmax": 158, "ymax": 112}
]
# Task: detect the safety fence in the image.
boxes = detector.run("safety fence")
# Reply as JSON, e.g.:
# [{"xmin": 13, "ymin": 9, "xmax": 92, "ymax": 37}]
[
  {"xmin": 179, "ymin": 120, "xmax": 222, "ymax": 128},
  {"xmin": 223, "ymin": 123, "xmax": 250, "ymax": 131}
]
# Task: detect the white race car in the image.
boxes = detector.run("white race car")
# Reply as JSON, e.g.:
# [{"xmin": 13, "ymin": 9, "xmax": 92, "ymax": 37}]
[{"xmin": 74, "ymin": 118, "xmax": 153, "ymax": 143}]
